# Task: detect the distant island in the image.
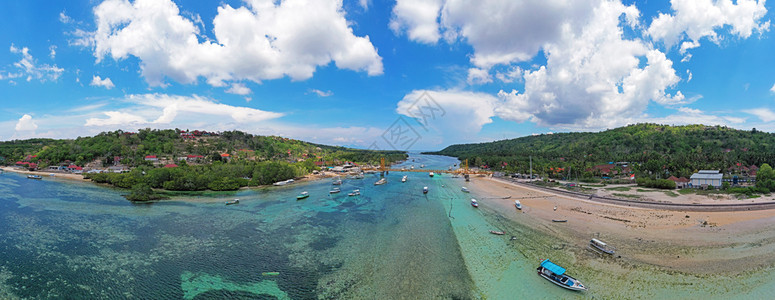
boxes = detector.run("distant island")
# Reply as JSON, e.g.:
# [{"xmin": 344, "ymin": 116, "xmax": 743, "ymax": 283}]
[{"xmin": 0, "ymin": 129, "xmax": 406, "ymax": 201}]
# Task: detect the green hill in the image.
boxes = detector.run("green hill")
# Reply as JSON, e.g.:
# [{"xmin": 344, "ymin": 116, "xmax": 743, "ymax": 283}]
[{"xmin": 426, "ymin": 124, "xmax": 775, "ymax": 179}]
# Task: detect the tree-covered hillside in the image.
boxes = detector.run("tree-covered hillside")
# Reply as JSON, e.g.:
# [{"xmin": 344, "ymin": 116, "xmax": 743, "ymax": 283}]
[{"xmin": 427, "ymin": 124, "xmax": 775, "ymax": 178}]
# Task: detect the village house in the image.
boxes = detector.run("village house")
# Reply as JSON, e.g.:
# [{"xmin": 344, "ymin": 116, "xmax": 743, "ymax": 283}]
[
  {"xmin": 587, "ymin": 163, "xmax": 632, "ymax": 176},
  {"xmin": 690, "ymin": 170, "xmax": 723, "ymax": 188},
  {"xmin": 144, "ymin": 155, "xmax": 158, "ymax": 162},
  {"xmin": 667, "ymin": 176, "xmax": 690, "ymax": 188}
]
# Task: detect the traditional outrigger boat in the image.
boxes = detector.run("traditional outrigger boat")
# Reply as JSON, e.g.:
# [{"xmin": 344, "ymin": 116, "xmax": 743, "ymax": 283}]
[
  {"xmin": 329, "ymin": 188, "xmax": 341, "ymax": 194},
  {"xmin": 489, "ymin": 230, "xmax": 505, "ymax": 235},
  {"xmin": 348, "ymin": 189, "xmax": 360, "ymax": 196},
  {"xmin": 470, "ymin": 199, "xmax": 479, "ymax": 207},
  {"xmin": 514, "ymin": 200, "xmax": 522, "ymax": 210},
  {"xmin": 461, "ymin": 187, "xmax": 470, "ymax": 193},
  {"xmin": 374, "ymin": 178, "xmax": 387, "ymax": 185},
  {"xmin": 537, "ymin": 259, "xmax": 588, "ymax": 291},
  {"xmin": 27, "ymin": 175, "xmax": 42, "ymax": 179},
  {"xmin": 296, "ymin": 192, "xmax": 309, "ymax": 200},
  {"xmin": 589, "ymin": 238, "xmax": 616, "ymax": 255},
  {"xmin": 225, "ymin": 199, "xmax": 240, "ymax": 205}
]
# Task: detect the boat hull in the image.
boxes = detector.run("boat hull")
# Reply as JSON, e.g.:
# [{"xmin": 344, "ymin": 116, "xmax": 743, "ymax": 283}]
[
  {"xmin": 590, "ymin": 243, "xmax": 615, "ymax": 255},
  {"xmin": 537, "ymin": 267, "xmax": 587, "ymax": 291}
]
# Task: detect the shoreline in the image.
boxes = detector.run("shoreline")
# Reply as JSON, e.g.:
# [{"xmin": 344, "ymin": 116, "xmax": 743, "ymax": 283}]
[
  {"xmin": 1, "ymin": 166, "xmax": 88, "ymax": 181},
  {"xmin": 469, "ymin": 176, "xmax": 775, "ymax": 274}
]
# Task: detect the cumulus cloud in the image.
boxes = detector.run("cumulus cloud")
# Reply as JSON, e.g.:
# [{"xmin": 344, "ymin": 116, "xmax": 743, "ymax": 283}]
[
  {"xmin": 4, "ymin": 45, "xmax": 64, "ymax": 82},
  {"xmin": 770, "ymin": 83, "xmax": 775, "ymax": 93},
  {"xmin": 225, "ymin": 83, "xmax": 251, "ymax": 95},
  {"xmin": 466, "ymin": 68, "xmax": 491, "ymax": 85},
  {"xmin": 390, "ymin": 0, "xmax": 443, "ymax": 44},
  {"xmin": 309, "ymin": 89, "xmax": 333, "ymax": 97},
  {"xmin": 90, "ymin": 75, "xmax": 115, "ymax": 89},
  {"xmin": 495, "ymin": 2, "xmax": 684, "ymax": 128},
  {"xmin": 396, "ymin": 89, "xmax": 497, "ymax": 137},
  {"xmin": 85, "ymin": 0, "xmax": 382, "ymax": 87},
  {"xmin": 85, "ymin": 94, "xmax": 284, "ymax": 127},
  {"xmin": 15, "ymin": 114, "xmax": 38, "ymax": 131},
  {"xmin": 647, "ymin": 0, "xmax": 769, "ymax": 48},
  {"xmin": 59, "ymin": 11, "xmax": 73, "ymax": 24}
]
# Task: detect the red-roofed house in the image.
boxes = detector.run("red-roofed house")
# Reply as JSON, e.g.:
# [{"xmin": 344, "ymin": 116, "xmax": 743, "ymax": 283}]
[
  {"xmin": 186, "ymin": 154, "xmax": 204, "ymax": 162},
  {"xmin": 667, "ymin": 176, "xmax": 690, "ymax": 188},
  {"xmin": 587, "ymin": 164, "xmax": 631, "ymax": 176},
  {"xmin": 164, "ymin": 164, "xmax": 178, "ymax": 168},
  {"xmin": 144, "ymin": 155, "xmax": 158, "ymax": 161},
  {"xmin": 66, "ymin": 165, "xmax": 83, "ymax": 174}
]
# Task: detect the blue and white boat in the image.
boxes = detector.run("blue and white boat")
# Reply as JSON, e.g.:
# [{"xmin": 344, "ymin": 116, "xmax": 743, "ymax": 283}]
[
  {"xmin": 536, "ymin": 259, "xmax": 587, "ymax": 291},
  {"xmin": 461, "ymin": 187, "xmax": 470, "ymax": 193},
  {"xmin": 515, "ymin": 200, "xmax": 522, "ymax": 210}
]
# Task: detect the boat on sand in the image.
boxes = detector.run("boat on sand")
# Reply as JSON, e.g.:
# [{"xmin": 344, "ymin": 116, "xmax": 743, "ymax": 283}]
[{"xmin": 537, "ymin": 259, "xmax": 588, "ymax": 291}]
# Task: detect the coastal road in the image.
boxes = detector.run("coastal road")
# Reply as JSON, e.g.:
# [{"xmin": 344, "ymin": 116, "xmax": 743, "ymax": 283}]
[{"xmin": 493, "ymin": 177, "xmax": 775, "ymax": 212}]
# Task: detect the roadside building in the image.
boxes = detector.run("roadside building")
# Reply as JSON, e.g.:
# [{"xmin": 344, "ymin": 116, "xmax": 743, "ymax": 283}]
[
  {"xmin": 667, "ymin": 176, "xmax": 690, "ymax": 188},
  {"xmin": 690, "ymin": 170, "xmax": 723, "ymax": 188}
]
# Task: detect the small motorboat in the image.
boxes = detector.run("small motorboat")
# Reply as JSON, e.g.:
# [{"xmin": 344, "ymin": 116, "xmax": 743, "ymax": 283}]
[
  {"xmin": 374, "ymin": 178, "xmax": 387, "ymax": 185},
  {"xmin": 347, "ymin": 189, "xmax": 360, "ymax": 196},
  {"xmin": 423, "ymin": 186, "xmax": 429, "ymax": 194},
  {"xmin": 420, "ymin": 164, "xmax": 425, "ymax": 168},
  {"xmin": 489, "ymin": 230, "xmax": 505, "ymax": 235},
  {"xmin": 332, "ymin": 179, "xmax": 343, "ymax": 185},
  {"xmin": 461, "ymin": 187, "xmax": 470, "ymax": 193},
  {"xmin": 471, "ymin": 199, "xmax": 479, "ymax": 208},
  {"xmin": 296, "ymin": 192, "xmax": 310, "ymax": 200},
  {"xmin": 515, "ymin": 200, "xmax": 522, "ymax": 210},
  {"xmin": 537, "ymin": 259, "xmax": 587, "ymax": 291},
  {"xmin": 329, "ymin": 188, "xmax": 341, "ymax": 194},
  {"xmin": 429, "ymin": 172, "xmax": 434, "ymax": 177},
  {"xmin": 590, "ymin": 238, "xmax": 616, "ymax": 255},
  {"xmin": 401, "ymin": 175, "xmax": 407, "ymax": 183},
  {"xmin": 27, "ymin": 175, "xmax": 42, "ymax": 180},
  {"xmin": 225, "ymin": 199, "xmax": 240, "ymax": 205}
]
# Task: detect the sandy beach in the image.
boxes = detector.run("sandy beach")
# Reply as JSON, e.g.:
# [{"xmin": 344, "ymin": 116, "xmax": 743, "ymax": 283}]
[
  {"xmin": 1, "ymin": 166, "xmax": 88, "ymax": 181},
  {"xmin": 469, "ymin": 177, "xmax": 775, "ymax": 274}
]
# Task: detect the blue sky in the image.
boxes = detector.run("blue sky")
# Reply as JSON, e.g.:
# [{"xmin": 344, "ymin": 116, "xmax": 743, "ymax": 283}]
[{"xmin": 0, "ymin": 0, "xmax": 774, "ymax": 151}]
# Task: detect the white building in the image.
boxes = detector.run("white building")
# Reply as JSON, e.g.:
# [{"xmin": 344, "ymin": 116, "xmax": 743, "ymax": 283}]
[{"xmin": 690, "ymin": 170, "xmax": 723, "ymax": 188}]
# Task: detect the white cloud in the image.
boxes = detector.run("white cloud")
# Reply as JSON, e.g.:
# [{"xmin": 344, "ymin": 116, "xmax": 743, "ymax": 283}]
[
  {"xmin": 495, "ymin": 66, "xmax": 522, "ymax": 83},
  {"xmin": 6, "ymin": 45, "xmax": 64, "ymax": 82},
  {"xmin": 359, "ymin": 0, "xmax": 370, "ymax": 10},
  {"xmin": 15, "ymin": 114, "xmax": 38, "ymax": 131},
  {"xmin": 647, "ymin": 0, "xmax": 769, "ymax": 48},
  {"xmin": 49, "ymin": 45, "xmax": 57, "ymax": 59},
  {"xmin": 397, "ymin": 89, "xmax": 497, "ymax": 137},
  {"xmin": 86, "ymin": 0, "xmax": 382, "ymax": 87},
  {"xmin": 85, "ymin": 94, "xmax": 284, "ymax": 127},
  {"xmin": 770, "ymin": 83, "xmax": 775, "ymax": 93},
  {"xmin": 466, "ymin": 68, "xmax": 491, "ymax": 85},
  {"xmin": 90, "ymin": 75, "xmax": 115, "ymax": 89},
  {"xmin": 496, "ymin": 2, "xmax": 684, "ymax": 128},
  {"xmin": 225, "ymin": 83, "xmax": 251, "ymax": 95},
  {"xmin": 59, "ymin": 11, "xmax": 73, "ymax": 24},
  {"xmin": 744, "ymin": 108, "xmax": 775, "ymax": 122},
  {"xmin": 390, "ymin": 0, "xmax": 443, "ymax": 44},
  {"xmin": 309, "ymin": 89, "xmax": 333, "ymax": 97}
]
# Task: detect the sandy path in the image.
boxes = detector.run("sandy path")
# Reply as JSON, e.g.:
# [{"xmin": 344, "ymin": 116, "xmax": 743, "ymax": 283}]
[{"xmin": 468, "ymin": 177, "xmax": 775, "ymax": 274}]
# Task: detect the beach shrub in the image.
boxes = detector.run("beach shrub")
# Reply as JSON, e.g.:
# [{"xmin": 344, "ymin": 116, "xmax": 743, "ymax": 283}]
[
  {"xmin": 636, "ymin": 177, "xmax": 675, "ymax": 189},
  {"xmin": 125, "ymin": 183, "xmax": 162, "ymax": 201}
]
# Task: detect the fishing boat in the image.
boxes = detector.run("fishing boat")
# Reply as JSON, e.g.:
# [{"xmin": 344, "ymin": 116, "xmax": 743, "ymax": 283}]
[
  {"xmin": 589, "ymin": 238, "xmax": 616, "ymax": 255},
  {"xmin": 461, "ymin": 187, "xmax": 470, "ymax": 193},
  {"xmin": 401, "ymin": 175, "xmax": 407, "ymax": 183},
  {"xmin": 552, "ymin": 219, "xmax": 568, "ymax": 223},
  {"xmin": 296, "ymin": 192, "xmax": 309, "ymax": 200},
  {"xmin": 515, "ymin": 200, "xmax": 522, "ymax": 210},
  {"xmin": 225, "ymin": 199, "xmax": 240, "ymax": 205},
  {"xmin": 502, "ymin": 195, "xmax": 512, "ymax": 199},
  {"xmin": 353, "ymin": 173, "xmax": 365, "ymax": 179},
  {"xmin": 332, "ymin": 179, "xmax": 343, "ymax": 185},
  {"xmin": 537, "ymin": 259, "xmax": 588, "ymax": 291},
  {"xmin": 27, "ymin": 175, "xmax": 42, "ymax": 180},
  {"xmin": 471, "ymin": 199, "xmax": 479, "ymax": 207},
  {"xmin": 347, "ymin": 189, "xmax": 360, "ymax": 196},
  {"xmin": 374, "ymin": 178, "xmax": 387, "ymax": 185},
  {"xmin": 429, "ymin": 172, "xmax": 434, "ymax": 177},
  {"xmin": 329, "ymin": 187, "xmax": 341, "ymax": 194},
  {"xmin": 489, "ymin": 230, "xmax": 505, "ymax": 235},
  {"xmin": 423, "ymin": 186, "xmax": 428, "ymax": 194}
]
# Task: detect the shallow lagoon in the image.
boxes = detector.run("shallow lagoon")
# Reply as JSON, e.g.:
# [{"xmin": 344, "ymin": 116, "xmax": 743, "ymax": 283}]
[{"xmin": 1, "ymin": 154, "xmax": 775, "ymax": 299}]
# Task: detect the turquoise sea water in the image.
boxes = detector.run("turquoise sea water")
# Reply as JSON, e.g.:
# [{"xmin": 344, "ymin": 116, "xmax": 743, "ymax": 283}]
[{"xmin": 1, "ymin": 154, "xmax": 775, "ymax": 299}]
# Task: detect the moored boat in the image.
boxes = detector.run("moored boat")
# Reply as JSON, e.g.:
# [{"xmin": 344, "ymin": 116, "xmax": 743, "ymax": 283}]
[
  {"xmin": 225, "ymin": 199, "xmax": 240, "ymax": 205},
  {"xmin": 347, "ymin": 189, "xmax": 360, "ymax": 196},
  {"xmin": 489, "ymin": 230, "xmax": 505, "ymax": 235},
  {"xmin": 374, "ymin": 178, "xmax": 387, "ymax": 185},
  {"xmin": 329, "ymin": 188, "xmax": 341, "ymax": 194},
  {"xmin": 470, "ymin": 199, "xmax": 478, "ymax": 207},
  {"xmin": 429, "ymin": 172, "xmax": 434, "ymax": 177},
  {"xmin": 296, "ymin": 192, "xmax": 309, "ymax": 200},
  {"xmin": 27, "ymin": 175, "xmax": 42, "ymax": 179},
  {"xmin": 590, "ymin": 238, "xmax": 616, "ymax": 255},
  {"xmin": 515, "ymin": 200, "xmax": 522, "ymax": 210},
  {"xmin": 552, "ymin": 219, "xmax": 567, "ymax": 223},
  {"xmin": 401, "ymin": 175, "xmax": 407, "ymax": 183},
  {"xmin": 461, "ymin": 187, "xmax": 469, "ymax": 193},
  {"xmin": 537, "ymin": 259, "xmax": 587, "ymax": 291},
  {"xmin": 332, "ymin": 179, "xmax": 343, "ymax": 185},
  {"xmin": 423, "ymin": 186, "xmax": 428, "ymax": 194}
]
